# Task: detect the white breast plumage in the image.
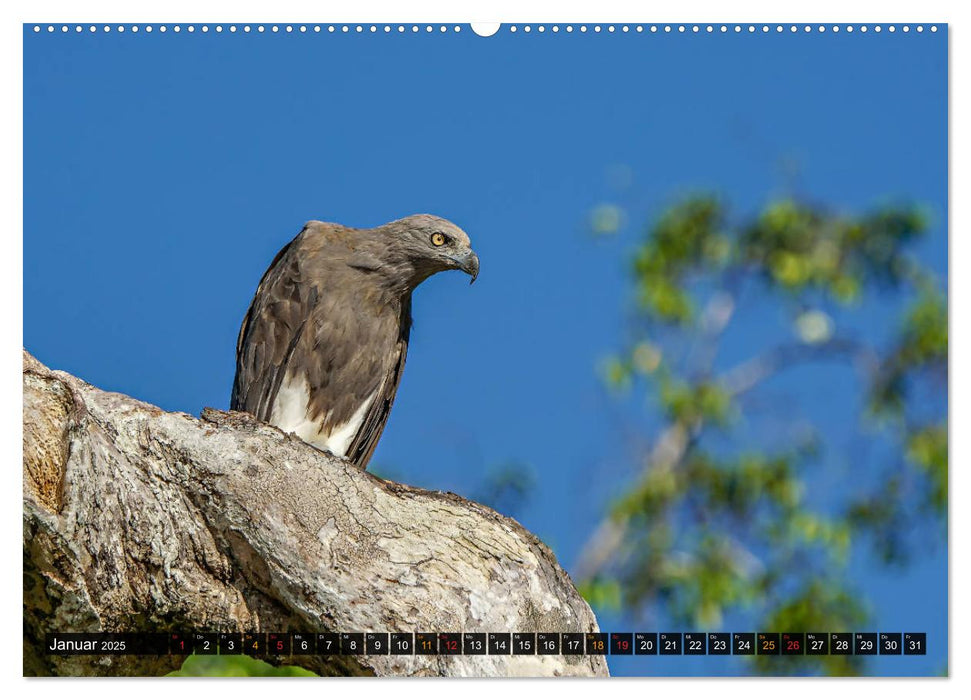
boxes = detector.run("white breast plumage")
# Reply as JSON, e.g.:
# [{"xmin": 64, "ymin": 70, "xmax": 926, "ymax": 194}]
[{"xmin": 269, "ymin": 374, "xmax": 376, "ymax": 458}]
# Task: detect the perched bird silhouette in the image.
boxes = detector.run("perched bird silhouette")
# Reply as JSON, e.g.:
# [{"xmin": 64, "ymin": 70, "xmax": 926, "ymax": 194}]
[{"xmin": 231, "ymin": 214, "xmax": 478, "ymax": 470}]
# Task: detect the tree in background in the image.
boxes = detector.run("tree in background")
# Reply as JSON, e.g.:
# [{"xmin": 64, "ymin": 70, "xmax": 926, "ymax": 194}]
[{"xmin": 576, "ymin": 194, "xmax": 947, "ymax": 675}]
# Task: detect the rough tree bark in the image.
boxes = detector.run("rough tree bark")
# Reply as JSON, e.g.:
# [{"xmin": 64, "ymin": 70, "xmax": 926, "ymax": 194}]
[{"xmin": 22, "ymin": 351, "xmax": 608, "ymax": 677}]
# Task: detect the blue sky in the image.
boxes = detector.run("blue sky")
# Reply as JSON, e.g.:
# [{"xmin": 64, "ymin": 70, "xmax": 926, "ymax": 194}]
[{"xmin": 23, "ymin": 24, "xmax": 947, "ymax": 676}]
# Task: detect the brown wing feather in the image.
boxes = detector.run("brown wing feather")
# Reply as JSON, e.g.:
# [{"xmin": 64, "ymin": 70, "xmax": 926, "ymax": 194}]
[
  {"xmin": 345, "ymin": 316, "xmax": 410, "ymax": 469},
  {"xmin": 231, "ymin": 233, "xmax": 309, "ymax": 419}
]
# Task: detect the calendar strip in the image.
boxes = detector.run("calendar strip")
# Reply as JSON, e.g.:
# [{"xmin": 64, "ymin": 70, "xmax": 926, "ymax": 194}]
[{"xmin": 44, "ymin": 631, "xmax": 926, "ymax": 656}]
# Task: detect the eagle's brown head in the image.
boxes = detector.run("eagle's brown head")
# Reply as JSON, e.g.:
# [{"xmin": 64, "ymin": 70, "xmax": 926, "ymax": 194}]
[{"xmin": 372, "ymin": 214, "xmax": 479, "ymax": 289}]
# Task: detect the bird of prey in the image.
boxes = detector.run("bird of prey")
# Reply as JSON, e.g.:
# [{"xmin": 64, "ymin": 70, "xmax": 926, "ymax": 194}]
[{"xmin": 231, "ymin": 214, "xmax": 479, "ymax": 470}]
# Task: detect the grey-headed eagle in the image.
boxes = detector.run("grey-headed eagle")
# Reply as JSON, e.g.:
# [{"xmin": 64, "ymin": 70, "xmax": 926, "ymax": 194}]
[{"xmin": 231, "ymin": 215, "xmax": 478, "ymax": 469}]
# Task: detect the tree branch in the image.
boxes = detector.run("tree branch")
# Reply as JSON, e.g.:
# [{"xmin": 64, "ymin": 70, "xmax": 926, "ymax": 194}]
[
  {"xmin": 573, "ymin": 423, "xmax": 689, "ymax": 581},
  {"xmin": 22, "ymin": 350, "xmax": 607, "ymax": 677},
  {"xmin": 718, "ymin": 337, "xmax": 878, "ymax": 398}
]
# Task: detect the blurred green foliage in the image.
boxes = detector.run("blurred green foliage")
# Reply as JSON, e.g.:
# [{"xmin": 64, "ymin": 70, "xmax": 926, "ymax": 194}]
[
  {"xmin": 169, "ymin": 654, "xmax": 316, "ymax": 676},
  {"xmin": 583, "ymin": 193, "xmax": 946, "ymax": 676}
]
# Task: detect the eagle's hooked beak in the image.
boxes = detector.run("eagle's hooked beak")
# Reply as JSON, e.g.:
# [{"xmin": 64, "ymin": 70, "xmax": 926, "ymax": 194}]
[{"xmin": 457, "ymin": 251, "xmax": 479, "ymax": 284}]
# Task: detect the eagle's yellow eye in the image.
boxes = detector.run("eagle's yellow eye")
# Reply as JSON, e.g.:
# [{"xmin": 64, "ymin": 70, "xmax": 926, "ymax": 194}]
[{"xmin": 431, "ymin": 232, "xmax": 447, "ymax": 247}]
